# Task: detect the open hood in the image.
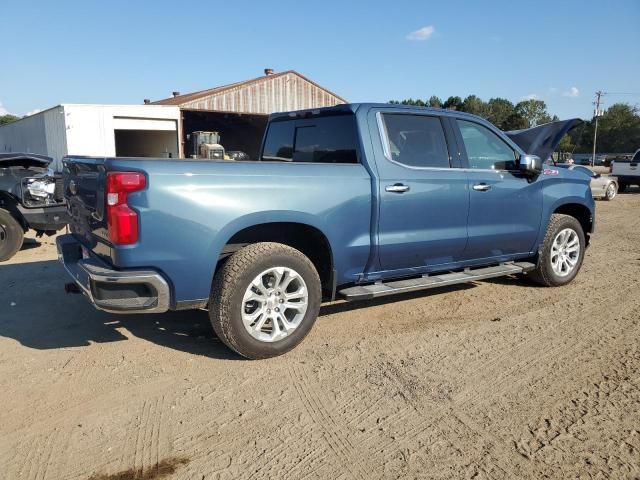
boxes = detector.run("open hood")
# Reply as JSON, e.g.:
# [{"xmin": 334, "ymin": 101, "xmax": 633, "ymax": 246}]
[
  {"xmin": 0, "ymin": 153, "xmax": 53, "ymax": 169},
  {"xmin": 505, "ymin": 119, "xmax": 583, "ymax": 161}
]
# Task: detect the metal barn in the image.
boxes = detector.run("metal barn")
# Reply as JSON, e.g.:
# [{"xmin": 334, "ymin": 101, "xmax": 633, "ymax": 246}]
[
  {"xmin": 150, "ymin": 69, "xmax": 347, "ymax": 159},
  {"xmin": 0, "ymin": 69, "xmax": 346, "ymax": 169}
]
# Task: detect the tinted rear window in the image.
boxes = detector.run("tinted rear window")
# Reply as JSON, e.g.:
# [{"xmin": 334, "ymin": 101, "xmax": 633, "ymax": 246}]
[{"xmin": 262, "ymin": 114, "xmax": 358, "ymax": 164}]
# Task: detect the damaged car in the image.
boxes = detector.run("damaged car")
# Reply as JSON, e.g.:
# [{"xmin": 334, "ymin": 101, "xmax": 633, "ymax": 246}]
[{"xmin": 0, "ymin": 153, "xmax": 68, "ymax": 261}]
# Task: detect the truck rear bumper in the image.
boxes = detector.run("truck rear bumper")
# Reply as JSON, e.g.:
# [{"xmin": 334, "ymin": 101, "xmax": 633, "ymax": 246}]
[{"xmin": 56, "ymin": 234, "xmax": 170, "ymax": 314}]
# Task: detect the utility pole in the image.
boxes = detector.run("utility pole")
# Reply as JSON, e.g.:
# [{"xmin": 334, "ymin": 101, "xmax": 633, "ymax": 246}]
[{"xmin": 591, "ymin": 91, "xmax": 604, "ymax": 167}]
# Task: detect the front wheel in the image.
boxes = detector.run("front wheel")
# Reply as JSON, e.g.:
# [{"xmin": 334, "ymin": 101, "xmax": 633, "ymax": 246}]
[
  {"xmin": 0, "ymin": 209, "xmax": 24, "ymax": 262},
  {"xmin": 209, "ymin": 242, "xmax": 322, "ymax": 359},
  {"xmin": 527, "ymin": 214, "xmax": 585, "ymax": 287}
]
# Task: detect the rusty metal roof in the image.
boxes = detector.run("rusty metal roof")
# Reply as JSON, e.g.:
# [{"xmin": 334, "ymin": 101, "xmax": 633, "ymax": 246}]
[{"xmin": 150, "ymin": 70, "xmax": 347, "ymax": 106}]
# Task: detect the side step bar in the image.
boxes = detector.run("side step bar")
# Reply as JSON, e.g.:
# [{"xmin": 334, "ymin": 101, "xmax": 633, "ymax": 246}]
[{"xmin": 339, "ymin": 262, "xmax": 536, "ymax": 301}]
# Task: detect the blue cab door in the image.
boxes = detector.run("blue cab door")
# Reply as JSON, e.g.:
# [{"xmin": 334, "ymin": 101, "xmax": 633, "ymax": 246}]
[
  {"xmin": 370, "ymin": 110, "xmax": 469, "ymax": 274},
  {"xmin": 453, "ymin": 118, "xmax": 542, "ymax": 260}
]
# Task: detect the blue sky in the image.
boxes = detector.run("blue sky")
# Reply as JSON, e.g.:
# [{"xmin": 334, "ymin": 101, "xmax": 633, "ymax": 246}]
[{"xmin": 1, "ymin": 0, "xmax": 639, "ymax": 120}]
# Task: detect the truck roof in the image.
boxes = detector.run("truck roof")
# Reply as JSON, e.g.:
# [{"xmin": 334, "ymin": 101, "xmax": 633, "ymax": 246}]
[{"xmin": 268, "ymin": 103, "xmax": 486, "ymax": 123}]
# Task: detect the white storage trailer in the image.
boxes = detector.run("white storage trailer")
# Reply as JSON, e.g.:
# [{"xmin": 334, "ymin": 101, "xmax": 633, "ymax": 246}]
[{"xmin": 0, "ymin": 104, "xmax": 181, "ymax": 171}]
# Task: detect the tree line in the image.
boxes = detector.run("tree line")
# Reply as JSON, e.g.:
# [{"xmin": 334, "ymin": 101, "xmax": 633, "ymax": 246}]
[{"xmin": 389, "ymin": 96, "xmax": 640, "ymax": 154}]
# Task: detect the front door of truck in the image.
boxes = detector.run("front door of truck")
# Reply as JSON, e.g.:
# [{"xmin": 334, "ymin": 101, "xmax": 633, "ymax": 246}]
[
  {"xmin": 453, "ymin": 119, "xmax": 543, "ymax": 260},
  {"xmin": 371, "ymin": 111, "xmax": 469, "ymax": 273}
]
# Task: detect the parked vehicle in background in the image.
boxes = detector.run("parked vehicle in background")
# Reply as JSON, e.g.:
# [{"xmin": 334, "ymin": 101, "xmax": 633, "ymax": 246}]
[
  {"xmin": 557, "ymin": 164, "xmax": 618, "ymax": 200},
  {"xmin": 0, "ymin": 153, "xmax": 68, "ymax": 261},
  {"xmin": 611, "ymin": 149, "xmax": 640, "ymax": 192},
  {"xmin": 58, "ymin": 105, "xmax": 595, "ymax": 359}
]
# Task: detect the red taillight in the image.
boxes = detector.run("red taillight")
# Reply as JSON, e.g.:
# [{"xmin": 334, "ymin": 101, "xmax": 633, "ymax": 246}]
[{"xmin": 106, "ymin": 172, "xmax": 146, "ymax": 245}]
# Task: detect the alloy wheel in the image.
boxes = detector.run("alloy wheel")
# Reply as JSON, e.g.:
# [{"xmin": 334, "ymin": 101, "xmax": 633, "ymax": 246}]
[
  {"xmin": 550, "ymin": 228, "xmax": 580, "ymax": 277},
  {"xmin": 241, "ymin": 267, "xmax": 309, "ymax": 342}
]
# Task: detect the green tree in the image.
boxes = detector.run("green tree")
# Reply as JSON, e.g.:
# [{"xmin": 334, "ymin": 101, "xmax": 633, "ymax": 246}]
[
  {"xmin": 593, "ymin": 103, "xmax": 640, "ymax": 153},
  {"xmin": 461, "ymin": 95, "xmax": 489, "ymax": 117},
  {"xmin": 557, "ymin": 134, "xmax": 575, "ymax": 153},
  {"xmin": 486, "ymin": 98, "xmax": 516, "ymax": 129},
  {"xmin": 388, "ymin": 98, "xmax": 427, "ymax": 107},
  {"xmin": 0, "ymin": 114, "xmax": 19, "ymax": 126},
  {"xmin": 503, "ymin": 113, "xmax": 529, "ymax": 131},
  {"xmin": 515, "ymin": 99, "xmax": 549, "ymax": 127},
  {"xmin": 428, "ymin": 96, "xmax": 442, "ymax": 108},
  {"xmin": 443, "ymin": 96, "xmax": 463, "ymax": 111}
]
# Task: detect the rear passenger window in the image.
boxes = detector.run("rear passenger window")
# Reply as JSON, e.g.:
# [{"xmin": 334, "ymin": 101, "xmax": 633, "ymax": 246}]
[
  {"xmin": 457, "ymin": 120, "xmax": 517, "ymax": 170},
  {"xmin": 381, "ymin": 114, "xmax": 450, "ymax": 168},
  {"xmin": 261, "ymin": 114, "xmax": 358, "ymax": 163}
]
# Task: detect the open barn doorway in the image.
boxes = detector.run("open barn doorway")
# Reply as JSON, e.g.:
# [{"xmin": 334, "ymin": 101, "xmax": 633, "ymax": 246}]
[
  {"xmin": 181, "ymin": 110, "xmax": 268, "ymax": 160},
  {"xmin": 113, "ymin": 117, "xmax": 179, "ymax": 158}
]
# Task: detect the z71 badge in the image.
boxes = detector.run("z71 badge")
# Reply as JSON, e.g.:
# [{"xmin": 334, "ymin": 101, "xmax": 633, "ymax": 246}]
[{"xmin": 543, "ymin": 168, "xmax": 559, "ymax": 176}]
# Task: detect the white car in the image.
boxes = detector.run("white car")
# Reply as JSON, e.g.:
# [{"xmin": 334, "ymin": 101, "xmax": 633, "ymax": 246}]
[
  {"xmin": 611, "ymin": 149, "xmax": 640, "ymax": 192},
  {"xmin": 559, "ymin": 165, "xmax": 619, "ymax": 200}
]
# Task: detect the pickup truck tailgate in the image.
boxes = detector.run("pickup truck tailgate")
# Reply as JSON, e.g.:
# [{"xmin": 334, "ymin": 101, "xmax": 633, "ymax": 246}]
[{"xmin": 62, "ymin": 157, "xmax": 108, "ymax": 252}]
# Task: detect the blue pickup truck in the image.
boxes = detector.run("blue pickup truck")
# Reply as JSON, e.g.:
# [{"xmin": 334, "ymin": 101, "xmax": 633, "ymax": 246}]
[{"xmin": 58, "ymin": 104, "xmax": 594, "ymax": 358}]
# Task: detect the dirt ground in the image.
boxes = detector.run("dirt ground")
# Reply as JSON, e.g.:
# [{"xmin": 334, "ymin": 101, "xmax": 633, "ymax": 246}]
[{"xmin": 1, "ymin": 190, "xmax": 639, "ymax": 480}]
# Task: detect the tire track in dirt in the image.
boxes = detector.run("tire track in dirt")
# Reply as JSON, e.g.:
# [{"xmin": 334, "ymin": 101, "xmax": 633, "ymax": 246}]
[
  {"xmin": 453, "ymin": 287, "xmax": 639, "ymax": 409},
  {"xmin": 513, "ymin": 343, "xmax": 640, "ymax": 470},
  {"xmin": 6, "ymin": 427, "xmax": 70, "ymax": 480},
  {"xmin": 364, "ymin": 357, "xmax": 529, "ymax": 478},
  {"xmin": 287, "ymin": 363, "xmax": 369, "ymax": 480}
]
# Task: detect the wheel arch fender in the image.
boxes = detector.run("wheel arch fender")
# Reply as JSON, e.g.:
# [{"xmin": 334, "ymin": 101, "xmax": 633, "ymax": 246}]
[
  {"xmin": 208, "ymin": 211, "xmax": 336, "ymax": 294},
  {"xmin": 537, "ymin": 197, "xmax": 594, "ymax": 251},
  {"xmin": 0, "ymin": 191, "xmax": 27, "ymax": 231}
]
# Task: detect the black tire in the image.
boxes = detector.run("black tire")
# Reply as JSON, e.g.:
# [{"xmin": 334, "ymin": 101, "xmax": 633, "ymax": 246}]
[
  {"xmin": 618, "ymin": 183, "xmax": 627, "ymax": 193},
  {"xmin": 527, "ymin": 214, "xmax": 585, "ymax": 287},
  {"xmin": 209, "ymin": 242, "xmax": 322, "ymax": 359},
  {"xmin": 0, "ymin": 208, "xmax": 24, "ymax": 262}
]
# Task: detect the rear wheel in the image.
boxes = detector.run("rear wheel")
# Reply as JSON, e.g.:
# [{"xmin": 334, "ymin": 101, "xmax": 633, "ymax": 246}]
[
  {"xmin": 604, "ymin": 182, "xmax": 617, "ymax": 200},
  {"xmin": 209, "ymin": 242, "xmax": 322, "ymax": 359},
  {"xmin": 527, "ymin": 214, "xmax": 585, "ymax": 287},
  {"xmin": 0, "ymin": 209, "xmax": 24, "ymax": 262}
]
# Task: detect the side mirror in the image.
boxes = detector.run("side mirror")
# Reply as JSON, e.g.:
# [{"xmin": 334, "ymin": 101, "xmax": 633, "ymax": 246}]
[{"xmin": 518, "ymin": 154, "xmax": 542, "ymax": 176}]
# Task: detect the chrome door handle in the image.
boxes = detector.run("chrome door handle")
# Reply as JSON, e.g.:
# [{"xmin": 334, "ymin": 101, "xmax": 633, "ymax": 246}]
[
  {"xmin": 472, "ymin": 183, "xmax": 492, "ymax": 192},
  {"xmin": 385, "ymin": 183, "xmax": 410, "ymax": 193}
]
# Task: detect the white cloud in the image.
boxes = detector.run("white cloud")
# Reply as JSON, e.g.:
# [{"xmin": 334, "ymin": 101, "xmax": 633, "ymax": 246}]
[
  {"xmin": 562, "ymin": 86, "xmax": 579, "ymax": 98},
  {"xmin": 0, "ymin": 102, "xmax": 10, "ymax": 116},
  {"xmin": 24, "ymin": 108, "xmax": 42, "ymax": 117},
  {"xmin": 521, "ymin": 94, "xmax": 539, "ymax": 101},
  {"xmin": 406, "ymin": 25, "xmax": 435, "ymax": 41}
]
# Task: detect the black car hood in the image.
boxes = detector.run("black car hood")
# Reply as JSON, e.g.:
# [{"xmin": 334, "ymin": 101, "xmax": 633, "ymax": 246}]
[
  {"xmin": 505, "ymin": 119, "xmax": 583, "ymax": 161},
  {"xmin": 0, "ymin": 153, "xmax": 53, "ymax": 169}
]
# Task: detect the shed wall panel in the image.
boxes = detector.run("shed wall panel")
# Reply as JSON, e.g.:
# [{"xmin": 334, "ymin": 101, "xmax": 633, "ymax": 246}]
[
  {"xmin": 178, "ymin": 72, "xmax": 345, "ymax": 114},
  {"xmin": 0, "ymin": 113, "xmax": 48, "ymax": 157}
]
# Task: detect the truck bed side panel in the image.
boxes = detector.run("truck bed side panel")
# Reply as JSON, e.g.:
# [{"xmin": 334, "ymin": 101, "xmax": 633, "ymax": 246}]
[{"xmin": 102, "ymin": 159, "xmax": 372, "ymax": 305}]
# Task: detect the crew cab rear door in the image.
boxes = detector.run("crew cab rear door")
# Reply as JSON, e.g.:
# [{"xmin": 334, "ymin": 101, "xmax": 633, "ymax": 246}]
[
  {"xmin": 371, "ymin": 109, "xmax": 469, "ymax": 274},
  {"xmin": 452, "ymin": 119, "xmax": 543, "ymax": 260}
]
